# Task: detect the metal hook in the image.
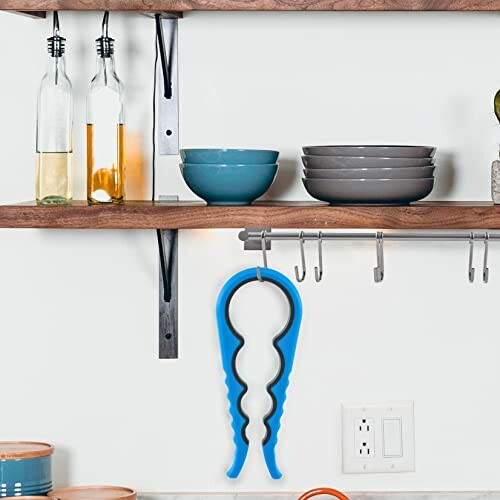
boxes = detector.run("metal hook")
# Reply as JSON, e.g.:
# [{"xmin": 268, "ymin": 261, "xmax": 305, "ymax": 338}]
[
  {"xmin": 102, "ymin": 11, "xmax": 110, "ymax": 38},
  {"xmin": 261, "ymin": 230, "xmax": 268, "ymax": 268},
  {"xmin": 53, "ymin": 11, "xmax": 60, "ymax": 36},
  {"xmin": 294, "ymin": 231, "xmax": 307, "ymax": 282},
  {"xmin": 373, "ymin": 231, "xmax": 384, "ymax": 283},
  {"xmin": 257, "ymin": 230, "xmax": 268, "ymax": 282},
  {"xmin": 483, "ymin": 232, "xmax": 490, "ymax": 284},
  {"xmin": 256, "ymin": 267, "xmax": 262, "ymax": 282},
  {"xmin": 314, "ymin": 231, "xmax": 323, "ymax": 282},
  {"xmin": 468, "ymin": 232, "xmax": 475, "ymax": 283}
]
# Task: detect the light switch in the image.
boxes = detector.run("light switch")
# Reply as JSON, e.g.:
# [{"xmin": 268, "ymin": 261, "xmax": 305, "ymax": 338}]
[{"xmin": 383, "ymin": 418, "xmax": 403, "ymax": 457}]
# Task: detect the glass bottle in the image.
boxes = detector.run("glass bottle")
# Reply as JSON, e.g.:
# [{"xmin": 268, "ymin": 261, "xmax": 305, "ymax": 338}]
[
  {"xmin": 36, "ymin": 12, "xmax": 73, "ymax": 205},
  {"xmin": 87, "ymin": 12, "xmax": 125, "ymax": 204}
]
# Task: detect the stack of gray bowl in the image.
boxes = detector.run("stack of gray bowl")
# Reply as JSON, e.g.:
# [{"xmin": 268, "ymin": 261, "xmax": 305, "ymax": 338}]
[{"xmin": 302, "ymin": 145, "xmax": 436, "ymax": 205}]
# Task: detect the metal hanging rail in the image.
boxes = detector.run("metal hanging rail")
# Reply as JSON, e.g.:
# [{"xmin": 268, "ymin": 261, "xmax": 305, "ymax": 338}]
[
  {"xmin": 239, "ymin": 229, "xmax": 499, "ymax": 285},
  {"xmin": 239, "ymin": 229, "xmax": 500, "ymax": 242}
]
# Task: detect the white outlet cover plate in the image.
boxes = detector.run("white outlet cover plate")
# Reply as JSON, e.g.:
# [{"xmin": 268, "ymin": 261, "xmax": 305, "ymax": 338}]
[{"xmin": 342, "ymin": 401, "xmax": 415, "ymax": 474}]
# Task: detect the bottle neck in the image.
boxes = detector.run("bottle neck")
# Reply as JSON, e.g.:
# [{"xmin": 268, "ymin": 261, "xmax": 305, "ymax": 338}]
[
  {"xmin": 97, "ymin": 55, "xmax": 116, "ymax": 70},
  {"xmin": 45, "ymin": 54, "xmax": 67, "ymax": 85},
  {"xmin": 95, "ymin": 55, "xmax": 117, "ymax": 85}
]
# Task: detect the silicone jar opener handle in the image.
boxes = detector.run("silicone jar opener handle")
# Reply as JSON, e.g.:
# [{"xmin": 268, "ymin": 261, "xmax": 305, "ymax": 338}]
[{"xmin": 216, "ymin": 267, "xmax": 303, "ymax": 480}]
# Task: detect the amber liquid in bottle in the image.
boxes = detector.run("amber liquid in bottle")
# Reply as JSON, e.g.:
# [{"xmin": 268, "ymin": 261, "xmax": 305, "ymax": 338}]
[{"xmin": 87, "ymin": 123, "xmax": 125, "ymax": 204}]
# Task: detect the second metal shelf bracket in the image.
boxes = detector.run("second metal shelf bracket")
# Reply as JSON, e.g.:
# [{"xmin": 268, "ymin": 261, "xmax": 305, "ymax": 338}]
[
  {"xmin": 158, "ymin": 228, "xmax": 178, "ymax": 359},
  {"xmin": 154, "ymin": 13, "xmax": 179, "ymax": 155}
]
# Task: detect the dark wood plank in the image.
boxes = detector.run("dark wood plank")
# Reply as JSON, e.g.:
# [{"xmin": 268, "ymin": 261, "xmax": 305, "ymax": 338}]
[
  {"xmin": 3, "ymin": 0, "xmax": 500, "ymax": 10},
  {"xmin": 1, "ymin": 200, "xmax": 500, "ymax": 229}
]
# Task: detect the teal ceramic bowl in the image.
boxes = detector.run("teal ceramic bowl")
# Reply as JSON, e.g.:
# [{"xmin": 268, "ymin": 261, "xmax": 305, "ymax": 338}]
[
  {"xmin": 181, "ymin": 163, "xmax": 278, "ymax": 205},
  {"xmin": 180, "ymin": 149, "xmax": 279, "ymax": 165},
  {"xmin": 0, "ymin": 442, "xmax": 53, "ymax": 497}
]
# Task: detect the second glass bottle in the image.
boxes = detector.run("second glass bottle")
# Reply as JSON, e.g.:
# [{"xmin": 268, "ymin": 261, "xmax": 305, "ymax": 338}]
[{"xmin": 87, "ymin": 12, "xmax": 125, "ymax": 204}]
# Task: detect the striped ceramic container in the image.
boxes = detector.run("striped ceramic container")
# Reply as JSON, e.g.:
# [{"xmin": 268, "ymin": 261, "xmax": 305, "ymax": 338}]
[{"xmin": 0, "ymin": 442, "xmax": 54, "ymax": 497}]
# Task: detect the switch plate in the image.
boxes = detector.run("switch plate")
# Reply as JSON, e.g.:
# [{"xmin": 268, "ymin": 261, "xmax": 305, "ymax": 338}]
[{"xmin": 342, "ymin": 401, "xmax": 415, "ymax": 474}]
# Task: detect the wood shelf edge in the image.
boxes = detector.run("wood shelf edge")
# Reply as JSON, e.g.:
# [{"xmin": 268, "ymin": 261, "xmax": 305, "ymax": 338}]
[
  {"xmin": 0, "ymin": 200, "xmax": 500, "ymax": 230},
  {"xmin": 4, "ymin": 0, "xmax": 500, "ymax": 11}
]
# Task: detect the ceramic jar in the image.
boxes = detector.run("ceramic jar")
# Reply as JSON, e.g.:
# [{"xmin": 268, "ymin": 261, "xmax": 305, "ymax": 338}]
[{"xmin": 0, "ymin": 442, "xmax": 54, "ymax": 497}]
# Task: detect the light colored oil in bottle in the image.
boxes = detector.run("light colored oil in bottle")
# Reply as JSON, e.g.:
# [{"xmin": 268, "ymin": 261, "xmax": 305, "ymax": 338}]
[
  {"xmin": 87, "ymin": 123, "xmax": 125, "ymax": 204},
  {"xmin": 36, "ymin": 151, "xmax": 73, "ymax": 205}
]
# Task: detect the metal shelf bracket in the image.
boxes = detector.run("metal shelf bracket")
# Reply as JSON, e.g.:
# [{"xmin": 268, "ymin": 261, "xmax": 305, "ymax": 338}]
[
  {"xmin": 12, "ymin": 11, "xmax": 46, "ymax": 18},
  {"xmin": 154, "ymin": 13, "xmax": 179, "ymax": 155},
  {"xmin": 157, "ymin": 195, "xmax": 179, "ymax": 359},
  {"xmin": 158, "ymin": 228, "xmax": 178, "ymax": 359}
]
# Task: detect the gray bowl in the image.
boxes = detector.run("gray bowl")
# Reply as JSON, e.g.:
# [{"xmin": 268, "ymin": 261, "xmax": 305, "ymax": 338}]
[
  {"xmin": 302, "ymin": 145, "xmax": 436, "ymax": 158},
  {"xmin": 302, "ymin": 177, "xmax": 434, "ymax": 205},
  {"xmin": 304, "ymin": 166, "xmax": 435, "ymax": 179},
  {"xmin": 302, "ymin": 155, "xmax": 434, "ymax": 169}
]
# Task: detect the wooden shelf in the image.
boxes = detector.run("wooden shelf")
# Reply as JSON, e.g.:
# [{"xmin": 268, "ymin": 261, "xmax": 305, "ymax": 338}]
[
  {"xmin": 0, "ymin": 200, "xmax": 499, "ymax": 229},
  {"xmin": 3, "ymin": 0, "xmax": 500, "ymax": 11}
]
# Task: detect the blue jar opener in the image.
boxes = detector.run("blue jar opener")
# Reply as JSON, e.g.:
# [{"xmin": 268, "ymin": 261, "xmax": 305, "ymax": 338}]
[{"xmin": 216, "ymin": 267, "xmax": 303, "ymax": 480}]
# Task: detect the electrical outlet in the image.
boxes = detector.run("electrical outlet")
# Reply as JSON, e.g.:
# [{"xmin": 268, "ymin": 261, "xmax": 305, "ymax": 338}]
[
  {"xmin": 355, "ymin": 418, "xmax": 374, "ymax": 458},
  {"xmin": 342, "ymin": 401, "xmax": 415, "ymax": 474}
]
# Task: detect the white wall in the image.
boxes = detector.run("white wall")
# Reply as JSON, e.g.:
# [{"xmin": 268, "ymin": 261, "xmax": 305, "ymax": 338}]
[{"xmin": 1, "ymin": 9, "xmax": 500, "ymax": 494}]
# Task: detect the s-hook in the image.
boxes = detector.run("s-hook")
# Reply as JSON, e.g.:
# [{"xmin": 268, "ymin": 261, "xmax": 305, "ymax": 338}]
[
  {"xmin": 294, "ymin": 231, "xmax": 307, "ymax": 282},
  {"xmin": 374, "ymin": 231, "xmax": 384, "ymax": 283},
  {"xmin": 468, "ymin": 232, "xmax": 475, "ymax": 283},
  {"xmin": 483, "ymin": 232, "xmax": 490, "ymax": 284},
  {"xmin": 315, "ymin": 231, "xmax": 323, "ymax": 282},
  {"xmin": 257, "ymin": 230, "xmax": 268, "ymax": 282}
]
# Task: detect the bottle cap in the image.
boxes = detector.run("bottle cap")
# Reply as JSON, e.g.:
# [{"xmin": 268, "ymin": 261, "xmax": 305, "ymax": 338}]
[
  {"xmin": 96, "ymin": 36, "xmax": 114, "ymax": 58},
  {"xmin": 47, "ymin": 34, "xmax": 65, "ymax": 57}
]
